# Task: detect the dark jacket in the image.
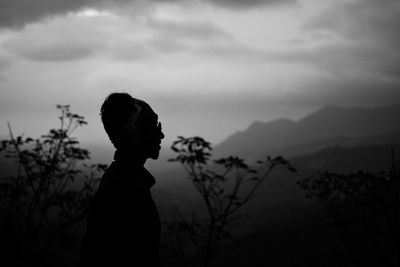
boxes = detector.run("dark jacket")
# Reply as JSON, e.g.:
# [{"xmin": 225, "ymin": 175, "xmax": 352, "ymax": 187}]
[{"xmin": 81, "ymin": 153, "xmax": 161, "ymax": 267}]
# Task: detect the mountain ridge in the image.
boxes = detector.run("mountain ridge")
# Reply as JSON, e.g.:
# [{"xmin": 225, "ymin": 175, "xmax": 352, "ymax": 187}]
[{"xmin": 214, "ymin": 103, "xmax": 400, "ymax": 161}]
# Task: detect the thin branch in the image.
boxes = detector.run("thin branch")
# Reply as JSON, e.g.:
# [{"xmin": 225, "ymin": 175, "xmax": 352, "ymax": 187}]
[{"xmin": 7, "ymin": 122, "xmax": 31, "ymax": 179}]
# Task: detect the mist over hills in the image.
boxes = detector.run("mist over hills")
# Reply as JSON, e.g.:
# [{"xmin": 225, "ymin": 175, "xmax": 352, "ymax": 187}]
[
  {"xmin": 153, "ymin": 101, "xmax": 400, "ymax": 231},
  {"xmin": 155, "ymin": 142, "xmax": 400, "ymax": 218},
  {"xmin": 214, "ymin": 103, "xmax": 400, "ymax": 161}
]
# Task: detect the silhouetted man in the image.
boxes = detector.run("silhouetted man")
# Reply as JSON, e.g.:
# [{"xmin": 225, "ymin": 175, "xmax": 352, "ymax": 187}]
[{"xmin": 81, "ymin": 92, "xmax": 164, "ymax": 267}]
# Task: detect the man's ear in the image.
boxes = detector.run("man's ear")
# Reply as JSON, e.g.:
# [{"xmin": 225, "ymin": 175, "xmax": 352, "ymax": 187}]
[{"xmin": 118, "ymin": 107, "xmax": 144, "ymax": 142}]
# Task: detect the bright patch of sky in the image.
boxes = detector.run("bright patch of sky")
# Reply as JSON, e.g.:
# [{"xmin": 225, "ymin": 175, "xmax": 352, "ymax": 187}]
[{"xmin": 75, "ymin": 8, "xmax": 118, "ymax": 18}]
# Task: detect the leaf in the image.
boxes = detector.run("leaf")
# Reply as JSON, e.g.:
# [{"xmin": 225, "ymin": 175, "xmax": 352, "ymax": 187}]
[{"xmin": 288, "ymin": 166, "xmax": 297, "ymax": 172}]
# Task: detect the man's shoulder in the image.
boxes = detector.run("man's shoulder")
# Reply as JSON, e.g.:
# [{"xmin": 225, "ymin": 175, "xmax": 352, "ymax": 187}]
[
  {"xmin": 97, "ymin": 161, "xmax": 150, "ymax": 196},
  {"xmin": 97, "ymin": 162, "xmax": 118, "ymax": 189}
]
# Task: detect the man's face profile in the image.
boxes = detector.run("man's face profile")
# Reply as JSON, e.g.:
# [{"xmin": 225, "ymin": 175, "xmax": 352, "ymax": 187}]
[{"xmin": 120, "ymin": 105, "xmax": 164, "ymax": 159}]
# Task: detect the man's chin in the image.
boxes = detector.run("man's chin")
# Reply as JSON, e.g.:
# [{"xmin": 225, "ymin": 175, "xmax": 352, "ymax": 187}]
[{"xmin": 148, "ymin": 151, "xmax": 160, "ymax": 160}]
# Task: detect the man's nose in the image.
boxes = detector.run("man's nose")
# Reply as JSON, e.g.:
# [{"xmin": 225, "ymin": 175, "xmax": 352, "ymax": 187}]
[{"xmin": 159, "ymin": 130, "xmax": 165, "ymax": 139}]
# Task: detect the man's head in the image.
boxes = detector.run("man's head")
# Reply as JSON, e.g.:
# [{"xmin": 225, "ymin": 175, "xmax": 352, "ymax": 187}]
[{"xmin": 100, "ymin": 92, "xmax": 164, "ymax": 159}]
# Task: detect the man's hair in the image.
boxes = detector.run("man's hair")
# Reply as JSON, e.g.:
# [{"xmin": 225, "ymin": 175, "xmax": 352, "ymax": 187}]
[{"xmin": 100, "ymin": 92, "xmax": 138, "ymax": 146}]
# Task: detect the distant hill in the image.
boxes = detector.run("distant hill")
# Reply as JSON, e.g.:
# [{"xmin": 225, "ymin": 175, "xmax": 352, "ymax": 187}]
[
  {"xmin": 290, "ymin": 143, "xmax": 399, "ymax": 174},
  {"xmin": 214, "ymin": 103, "xmax": 400, "ymax": 161}
]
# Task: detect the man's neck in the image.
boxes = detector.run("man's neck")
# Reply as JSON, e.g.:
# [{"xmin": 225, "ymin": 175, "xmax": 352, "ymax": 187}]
[{"xmin": 114, "ymin": 148, "xmax": 147, "ymax": 166}]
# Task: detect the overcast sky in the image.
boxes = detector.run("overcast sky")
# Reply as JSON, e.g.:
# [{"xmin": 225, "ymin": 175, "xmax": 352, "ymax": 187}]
[{"xmin": 1, "ymin": 0, "xmax": 399, "ymax": 150}]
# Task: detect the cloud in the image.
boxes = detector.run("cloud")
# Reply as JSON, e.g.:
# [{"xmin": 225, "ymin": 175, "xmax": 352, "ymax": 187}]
[
  {"xmin": 0, "ymin": 0, "xmax": 298, "ymax": 29},
  {"xmin": 146, "ymin": 17, "xmax": 232, "ymax": 41},
  {"xmin": 1, "ymin": 8, "xmax": 236, "ymax": 62},
  {"xmin": 303, "ymin": 0, "xmax": 400, "ymax": 46},
  {"xmin": 310, "ymin": 44, "xmax": 400, "ymax": 79},
  {"xmin": 0, "ymin": 53, "xmax": 13, "ymax": 81},
  {"xmin": 0, "ymin": 0, "xmax": 90, "ymax": 28},
  {"xmin": 110, "ymin": 16, "xmax": 237, "ymax": 60},
  {"xmin": 0, "ymin": 57, "xmax": 10, "ymax": 71},
  {"xmin": 2, "ymin": 18, "xmax": 107, "ymax": 61},
  {"xmin": 202, "ymin": 0, "xmax": 296, "ymax": 9},
  {"xmin": 300, "ymin": 0, "xmax": 400, "ymax": 78},
  {"xmin": 299, "ymin": 75, "xmax": 400, "ymax": 108},
  {"xmin": 5, "ymin": 42, "xmax": 99, "ymax": 61},
  {"xmin": 257, "ymin": 43, "xmax": 400, "ymax": 80},
  {"xmin": 0, "ymin": 0, "xmax": 143, "ymax": 29}
]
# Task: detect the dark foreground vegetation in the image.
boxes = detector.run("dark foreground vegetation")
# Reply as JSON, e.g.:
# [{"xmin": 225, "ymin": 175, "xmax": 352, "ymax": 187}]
[
  {"xmin": 0, "ymin": 105, "xmax": 398, "ymax": 267},
  {"xmin": 0, "ymin": 105, "xmax": 105, "ymax": 267}
]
